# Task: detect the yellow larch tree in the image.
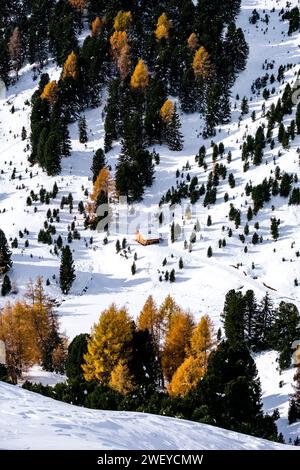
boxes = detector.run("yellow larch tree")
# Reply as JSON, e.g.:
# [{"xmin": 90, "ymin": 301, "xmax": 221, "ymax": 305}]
[
  {"xmin": 62, "ymin": 51, "xmax": 78, "ymax": 80},
  {"xmin": 91, "ymin": 168, "xmax": 115, "ymax": 203},
  {"xmin": 162, "ymin": 309, "xmax": 195, "ymax": 382},
  {"xmin": 109, "ymin": 360, "xmax": 136, "ymax": 395},
  {"xmin": 0, "ymin": 301, "xmax": 39, "ymax": 383},
  {"xmin": 158, "ymin": 294, "xmax": 179, "ymax": 335},
  {"xmin": 155, "ymin": 13, "xmax": 171, "ymax": 40},
  {"xmin": 190, "ymin": 314, "xmax": 216, "ymax": 366},
  {"xmin": 110, "ymin": 31, "xmax": 131, "ymax": 80},
  {"xmin": 192, "ymin": 46, "xmax": 213, "ymax": 80},
  {"xmin": 160, "ymin": 99, "xmax": 175, "ymax": 124},
  {"xmin": 91, "ymin": 17, "xmax": 102, "ymax": 37},
  {"xmin": 68, "ymin": 0, "xmax": 86, "ymax": 11},
  {"xmin": 167, "ymin": 355, "xmax": 205, "ymax": 397},
  {"xmin": 82, "ymin": 304, "xmax": 133, "ymax": 383},
  {"xmin": 41, "ymin": 80, "xmax": 60, "ymax": 105},
  {"xmin": 130, "ymin": 59, "xmax": 149, "ymax": 89},
  {"xmin": 187, "ymin": 32, "xmax": 199, "ymax": 51},
  {"xmin": 137, "ymin": 295, "xmax": 161, "ymax": 348},
  {"xmin": 114, "ymin": 11, "xmax": 132, "ymax": 32}
]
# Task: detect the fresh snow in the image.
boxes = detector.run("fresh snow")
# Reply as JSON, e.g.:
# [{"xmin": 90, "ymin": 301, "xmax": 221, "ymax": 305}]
[
  {"xmin": 0, "ymin": 381, "xmax": 296, "ymax": 450},
  {"xmin": 1, "ymin": 0, "xmax": 300, "ymax": 449}
]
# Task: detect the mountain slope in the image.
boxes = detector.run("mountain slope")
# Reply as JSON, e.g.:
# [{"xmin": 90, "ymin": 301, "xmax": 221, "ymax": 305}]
[{"xmin": 0, "ymin": 381, "xmax": 295, "ymax": 450}]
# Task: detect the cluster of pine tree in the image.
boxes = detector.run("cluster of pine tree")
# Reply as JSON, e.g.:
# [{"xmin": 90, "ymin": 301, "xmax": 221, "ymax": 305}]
[
  {"xmin": 16, "ymin": 1, "xmax": 249, "ymax": 197},
  {"xmin": 222, "ymin": 289, "xmax": 300, "ymax": 369}
]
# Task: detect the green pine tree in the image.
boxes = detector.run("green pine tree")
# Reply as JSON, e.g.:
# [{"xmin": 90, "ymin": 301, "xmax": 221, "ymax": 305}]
[{"xmin": 60, "ymin": 245, "xmax": 76, "ymax": 294}]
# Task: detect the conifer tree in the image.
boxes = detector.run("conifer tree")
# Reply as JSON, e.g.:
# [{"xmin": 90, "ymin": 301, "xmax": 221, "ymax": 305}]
[
  {"xmin": 60, "ymin": 245, "xmax": 76, "ymax": 294},
  {"xmin": 222, "ymin": 290, "xmax": 245, "ymax": 348},
  {"xmin": 82, "ymin": 304, "xmax": 133, "ymax": 383},
  {"xmin": 168, "ymin": 355, "xmax": 205, "ymax": 397},
  {"xmin": 0, "ymin": 229, "xmax": 12, "ymax": 274},
  {"xmin": 162, "ymin": 309, "xmax": 194, "ymax": 382},
  {"xmin": 62, "ymin": 51, "xmax": 78, "ymax": 80},
  {"xmin": 79, "ymin": 115, "xmax": 88, "ymax": 143},
  {"xmin": 130, "ymin": 59, "xmax": 149, "ymax": 90},
  {"xmin": 109, "ymin": 360, "xmax": 136, "ymax": 395},
  {"xmin": 91, "ymin": 148, "xmax": 106, "ymax": 183},
  {"xmin": 193, "ymin": 46, "xmax": 213, "ymax": 80},
  {"xmin": 1, "ymin": 274, "xmax": 11, "ymax": 296},
  {"xmin": 191, "ymin": 315, "xmax": 216, "ymax": 366}
]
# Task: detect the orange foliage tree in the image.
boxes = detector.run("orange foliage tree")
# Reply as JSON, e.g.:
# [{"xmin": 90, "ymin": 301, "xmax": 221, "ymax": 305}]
[
  {"xmin": 114, "ymin": 11, "xmax": 132, "ymax": 31},
  {"xmin": 162, "ymin": 309, "xmax": 195, "ymax": 382},
  {"xmin": 91, "ymin": 168, "xmax": 114, "ymax": 204},
  {"xmin": 167, "ymin": 355, "xmax": 205, "ymax": 397},
  {"xmin": 109, "ymin": 360, "xmax": 136, "ymax": 395},
  {"xmin": 187, "ymin": 32, "xmax": 199, "ymax": 51},
  {"xmin": 155, "ymin": 13, "xmax": 171, "ymax": 40},
  {"xmin": 130, "ymin": 59, "xmax": 149, "ymax": 89},
  {"xmin": 190, "ymin": 314, "xmax": 216, "ymax": 366},
  {"xmin": 62, "ymin": 51, "xmax": 78, "ymax": 80},
  {"xmin": 160, "ymin": 99, "xmax": 175, "ymax": 124},
  {"xmin": 82, "ymin": 304, "xmax": 133, "ymax": 383},
  {"xmin": 110, "ymin": 31, "xmax": 131, "ymax": 80},
  {"xmin": 41, "ymin": 80, "xmax": 60, "ymax": 105},
  {"xmin": 91, "ymin": 17, "xmax": 102, "ymax": 36},
  {"xmin": 192, "ymin": 46, "xmax": 213, "ymax": 80},
  {"xmin": 68, "ymin": 0, "xmax": 86, "ymax": 11}
]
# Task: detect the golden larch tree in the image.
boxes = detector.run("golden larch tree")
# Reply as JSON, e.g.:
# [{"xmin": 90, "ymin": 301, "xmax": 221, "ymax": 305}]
[
  {"xmin": 41, "ymin": 80, "xmax": 60, "ymax": 105},
  {"xmin": 187, "ymin": 32, "xmax": 199, "ymax": 51},
  {"xmin": 162, "ymin": 309, "xmax": 195, "ymax": 382},
  {"xmin": 130, "ymin": 59, "xmax": 149, "ymax": 89},
  {"xmin": 110, "ymin": 31, "xmax": 131, "ymax": 80},
  {"xmin": 91, "ymin": 167, "xmax": 114, "ymax": 203},
  {"xmin": 82, "ymin": 304, "xmax": 133, "ymax": 383},
  {"xmin": 158, "ymin": 294, "xmax": 179, "ymax": 336},
  {"xmin": 160, "ymin": 99, "xmax": 175, "ymax": 124},
  {"xmin": 109, "ymin": 360, "xmax": 136, "ymax": 395},
  {"xmin": 68, "ymin": 0, "xmax": 86, "ymax": 11},
  {"xmin": 8, "ymin": 26, "xmax": 22, "ymax": 77},
  {"xmin": 155, "ymin": 13, "xmax": 171, "ymax": 40},
  {"xmin": 114, "ymin": 11, "xmax": 132, "ymax": 31},
  {"xmin": 91, "ymin": 17, "xmax": 102, "ymax": 37},
  {"xmin": 137, "ymin": 295, "xmax": 161, "ymax": 348},
  {"xmin": 190, "ymin": 314, "xmax": 216, "ymax": 366},
  {"xmin": 0, "ymin": 301, "xmax": 39, "ymax": 383},
  {"xmin": 167, "ymin": 355, "xmax": 205, "ymax": 397},
  {"xmin": 62, "ymin": 51, "xmax": 78, "ymax": 80},
  {"xmin": 192, "ymin": 46, "xmax": 213, "ymax": 80}
]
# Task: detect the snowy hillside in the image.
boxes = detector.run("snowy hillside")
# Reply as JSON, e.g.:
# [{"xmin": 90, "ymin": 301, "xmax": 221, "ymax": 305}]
[
  {"xmin": 0, "ymin": 0, "xmax": 299, "ymax": 337},
  {"xmin": 0, "ymin": 381, "xmax": 295, "ymax": 450},
  {"xmin": 1, "ymin": 0, "xmax": 300, "ymax": 449}
]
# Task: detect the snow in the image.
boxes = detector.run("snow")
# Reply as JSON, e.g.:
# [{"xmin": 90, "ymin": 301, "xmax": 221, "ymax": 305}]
[
  {"xmin": 1, "ymin": 0, "xmax": 300, "ymax": 448},
  {"xmin": 0, "ymin": 381, "xmax": 296, "ymax": 450},
  {"xmin": 256, "ymin": 351, "xmax": 300, "ymax": 444}
]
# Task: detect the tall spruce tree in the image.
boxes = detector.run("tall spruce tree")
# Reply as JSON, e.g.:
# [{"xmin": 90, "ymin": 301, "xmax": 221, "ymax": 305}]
[
  {"xmin": 91, "ymin": 148, "xmax": 106, "ymax": 183},
  {"xmin": 60, "ymin": 245, "xmax": 76, "ymax": 294},
  {"xmin": 222, "ymin": 289, "xmax": 245, "ymax": 348},
  {"xmin": 0, "ymin": 229, "xmax": 12, "ymax": 274}
]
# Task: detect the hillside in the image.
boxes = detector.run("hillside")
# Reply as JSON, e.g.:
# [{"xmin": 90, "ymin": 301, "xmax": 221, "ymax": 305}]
[
  {"xmin": 0, "ymin": 381, "xmax": 295, "ymax": 450},
  {"xmin": 1, "ymin": 0, "xmax": 300, "ymax": 449}
]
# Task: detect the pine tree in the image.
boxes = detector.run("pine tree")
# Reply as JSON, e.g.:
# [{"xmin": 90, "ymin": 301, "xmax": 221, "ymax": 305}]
[
  {"xmin": 0, "ymin": 229, "xmax": 12, "ymax": 274},
  {"xmin": 270, "ymin": 218, "xmax": 279, "ymax": 240},
  {"xmin": 252, "ymin": 293, "xmax": 275, "ymax": 350},
  {"xmin": 207, "ymin": 246, "xmax": 213, "ymax": 258},
  {"xmin": 79, "ymin": 115, "xmax": 88, "ymax": 143},
  {"xmin": 65, "ymin": 333, "xmax": 89, "ymax": 383},
  {"xmin": 169, "ymin": 269, "xmax": 175, "ymax": 282},
  {"xmin": 91, "ymin": 148, "xmax": 106, "ymax": 183},
  {"xmin": 60, "ymin": 245, "xmax": 76, "ymax": 294},
  {"xmin": 179, "ymin": 257, "xmax": 183, "ymax": 269},
  {"xmin": 222, "ymin": 289, "xmax": 245, "ymax": 348},
  {"xmin": 131, "ymin": 261, "xmax": 136, "ymax": 275},
  {"xmin": 164, "ymin": 105, "xmax": 184, "ymax": 151},
  {"xmin": 1, "ymin": 274, "xmax": 11, "ymax": 296}
]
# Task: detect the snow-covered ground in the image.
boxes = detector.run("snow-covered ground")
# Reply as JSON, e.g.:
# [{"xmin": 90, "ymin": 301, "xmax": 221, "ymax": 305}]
[
  {"xmin": 0, "ymin": 381, "xmax": 296, "ymax": 450},
  {"xmin": 1, "ymin": 0, "xmax": 300, "ymax": 449}
]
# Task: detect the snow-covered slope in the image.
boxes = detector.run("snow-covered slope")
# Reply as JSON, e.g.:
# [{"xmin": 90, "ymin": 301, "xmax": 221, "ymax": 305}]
[
  {"xmin": 0, "ymin": 381, "xmax": 295, "ymax": 450},
  {"xmin": 1, "ymin": 0, "xmax": 300, "ymax": 449},
  {"xmin": 0, "ymin": 0, "xmax": 299, "ymax": 338}
]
